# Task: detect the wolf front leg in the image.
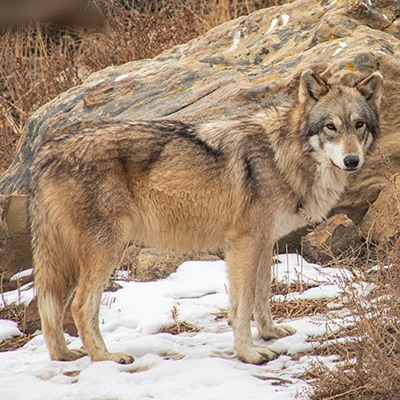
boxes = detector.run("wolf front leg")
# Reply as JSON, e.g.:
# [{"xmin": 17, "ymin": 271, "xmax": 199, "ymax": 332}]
[
  {"xmin": 226, "ymin": 235, "xmax": 279, "ymax": 364},
  {"xmin": 253, "ymin": 244, "xmax": 296, "ymax": 341}
]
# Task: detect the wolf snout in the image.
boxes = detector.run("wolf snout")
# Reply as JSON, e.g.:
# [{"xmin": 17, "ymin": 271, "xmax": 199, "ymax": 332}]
[{"xmin": 343, "ymin": 155, "xmax": 360, "ymax": 170}]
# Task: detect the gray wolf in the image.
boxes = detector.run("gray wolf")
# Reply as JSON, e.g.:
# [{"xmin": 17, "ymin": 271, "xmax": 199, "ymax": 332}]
[{"xmin": 29, "ymin": 69, "xmax": 383, "ymax": 365}]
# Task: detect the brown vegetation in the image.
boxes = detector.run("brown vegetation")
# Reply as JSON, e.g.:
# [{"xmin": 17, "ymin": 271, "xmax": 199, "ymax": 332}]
[{"xmin": 305, "ymin": 241, "xmax": 400, "ymax": 400}]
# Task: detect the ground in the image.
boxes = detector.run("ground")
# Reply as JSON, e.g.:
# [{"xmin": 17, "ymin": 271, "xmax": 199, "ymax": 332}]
[{"xmin": 0, "ymin": 255, "xmax": 365, "ymax": 400}]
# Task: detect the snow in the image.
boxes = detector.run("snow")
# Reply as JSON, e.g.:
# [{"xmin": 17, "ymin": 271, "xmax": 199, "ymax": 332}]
[
  {"xmin": 266, "ymin": 14, "xmax": 290, "ymax": 34},
  {"xmin": 280, "ymin": 14, "xmax": 290, "ymax": 29},
  {"xmin": 0, "ymin": 256, "xmax": 352, "ymax": 400},
  {"xmin": 114, "ymin": 74, "xmax": 129, "ymax": 82},
  {"xmin": 10, "ymin": 268, "xmax": 33, "ymax": 281},
  {"xmin": 0, "ymin": 320, "xmax": 21, "ymax": 341},
  {"xmin": 266, "ymin": 17, "xmax": 279, "ymax": 34},
  {"xmin": 230, "ymin": 31, "xmax": 241, "ymax": 51},
  {"xmin": 0, "ymin": 280, "xmax": 35, "ymax": 308},
  {"xmin": 334, "ymin": 47, "xmax": 343, "ymax": 56}
]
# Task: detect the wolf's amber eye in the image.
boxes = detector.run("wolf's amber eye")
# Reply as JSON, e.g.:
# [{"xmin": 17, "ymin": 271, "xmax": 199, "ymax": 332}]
[
  {"xmin": 355, "ymin": 121, "xmax": 364, "ymax": 129},
  {"xmin": 326, "ymin": 123, "xmax": 336, "ymax": 130}
]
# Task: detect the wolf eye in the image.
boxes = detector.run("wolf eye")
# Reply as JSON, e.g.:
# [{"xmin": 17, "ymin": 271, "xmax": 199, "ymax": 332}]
[
  {"xmin": 326, "ymin": 123, "xmax": 336, "ymax": 130},
  {"xmin": 355, "ymin": 121, "xmax": 365, "ymax": 129}
]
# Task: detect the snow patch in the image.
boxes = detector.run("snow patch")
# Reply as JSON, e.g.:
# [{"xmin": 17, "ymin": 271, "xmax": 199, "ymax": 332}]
[
  {"xmin": 114, "ymin": 74, "xmax": 129, "ymax": 82},
  {"xmin": 10, "ymin": 268, "xmax": 33, "ymax": 281},
  {"xmin": 266, "ymin": 17, "xmax": 279, "ymax": 34},
  {"xmin": 0, "ymin": 255, "xmax": 361, "ymax": 399},
  {"xmin": 280, "ymin": 14, "xmax": 290, "ymax": 28},
  {"xmin": 0, "ymin": 320, "xmax": 21, "ymax": 342},
  {"xmin": 230, "ymin": 31, "xmax": 241, "ymax": 51}
]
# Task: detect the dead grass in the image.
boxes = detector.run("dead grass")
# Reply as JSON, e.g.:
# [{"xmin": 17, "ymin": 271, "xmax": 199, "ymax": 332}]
[
  {"xmin": 0, "ymin": 298, "xmax": 32, "ymax": 353},
  {"xmin": 0, "ymin": 302, "xmax": 26, "ymax": 328},
  {"xmin": 159, "ymin": 306, "xmax": 201, "ymax": 335},
  {"xmin": 271, "ymin": 298, "xmax": 332, "ymax": 320},
  {"xmin": 0, "ymin": 334, "xmax": 34, "ymax": 352},
  {"xmin": 303, "ymin": 241, "xmax": 400, "ymax": 400}
]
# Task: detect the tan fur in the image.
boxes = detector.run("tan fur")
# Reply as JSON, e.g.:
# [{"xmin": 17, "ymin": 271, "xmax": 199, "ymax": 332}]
[{"xmin": 30, "ymin": 69, "xmax": 383, "ymax": 365}]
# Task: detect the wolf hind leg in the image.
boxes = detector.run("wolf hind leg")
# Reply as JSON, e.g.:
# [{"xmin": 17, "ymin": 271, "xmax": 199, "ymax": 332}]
[
  {"xmin": 36, "ymin": 271, "xmax": 86, "ymax": 361},
  {"xmin": 71, "ymin": 248, "xmax": 134, "ymax": 364},
  {"xmin": 253, "ymin": 245, "xmax": 296, "ymax": 340}
]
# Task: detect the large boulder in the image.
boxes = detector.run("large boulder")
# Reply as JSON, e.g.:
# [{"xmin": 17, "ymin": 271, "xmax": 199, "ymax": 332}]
[
  {"xmin": 0, "ymin": 195, "xmax": 32, "ymax": 279},
  {"xmin": 1, "ymin": 0, "xmax": 400, "ymax": 270}
]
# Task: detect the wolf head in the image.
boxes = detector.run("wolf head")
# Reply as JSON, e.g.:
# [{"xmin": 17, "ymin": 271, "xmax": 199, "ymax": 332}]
[{"xmin": 299, "ymin": 69, "xmax": 383, "ymax": 172}]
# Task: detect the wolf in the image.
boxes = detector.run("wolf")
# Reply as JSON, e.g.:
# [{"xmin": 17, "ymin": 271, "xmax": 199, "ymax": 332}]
[{"xmin": 29, "ymin": 69, "xmax": 383, "ymax": 365}]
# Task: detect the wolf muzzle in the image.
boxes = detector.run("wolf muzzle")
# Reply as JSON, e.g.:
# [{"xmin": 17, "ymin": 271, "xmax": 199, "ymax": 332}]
[{"xmin": 343, "ymin": 155, "xmax": 360, "ymax": 170}]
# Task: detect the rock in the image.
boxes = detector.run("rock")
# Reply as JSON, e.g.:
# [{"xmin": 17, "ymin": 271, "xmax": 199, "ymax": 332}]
[
  {"xmin": 119, "ymin": 243, "xmax": 220, "ymax": 281},
  {"xmin": 24, "ymin": 297, "xmax": 78, "ymax": 336},
  {"xmin": 360, "ymin": 173, "xmax": 400, "ymax": 243},
  {"xmin": 135, "ymin": 248, "xmax": 190, "ymax": 281},
  {"xmin": 1, "ymin": 0, "xmax": 400, "ymax": 260},
  {"xmin": 0, "ymin": 195, "xmax": 32, "ymax": 280},
  {"xmin": 302, "ymin": 214, "xmax": 361, "ymax": 263}
]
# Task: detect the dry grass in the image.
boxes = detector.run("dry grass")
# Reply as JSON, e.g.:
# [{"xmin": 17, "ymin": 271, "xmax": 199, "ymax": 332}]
[
  {"xmin": 271, "ymin": 298, "xmax": 332, "ymax": 320},
  {"xmin": 0, "ymin": 271, "xmax": 32, "ymax": 335},
  {"xmin": 302, "ymin": 240, "xmax": 400, "ymax": 400},
  {"xmin": 159, "ymin": 305, "xmax": 201, "ymax": 335},
  {"xmin": 0, "ymin": 334, "xmax": 34, "ymax": 352},
  {"xmin": 0, "ymin": 289, "xmax": 32, "ymax": 352},
  {"xmin": 0, "ymin": 302, "xmax": 27, "ymax": 330}
]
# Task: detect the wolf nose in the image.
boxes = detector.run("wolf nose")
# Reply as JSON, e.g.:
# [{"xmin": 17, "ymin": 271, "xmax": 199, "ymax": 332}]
[{"xmin": 343, "ymin": 155, "xmax": 359, "ymax": 169}]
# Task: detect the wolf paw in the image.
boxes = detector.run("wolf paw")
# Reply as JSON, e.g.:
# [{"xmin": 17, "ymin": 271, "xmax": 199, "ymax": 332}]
[
  {"xmin": 110, "ymin": 352, "xmax": 135, "ymax": 364},
  {"xmin": 260, "ymin": 323, "xmax": 296, "ymax": 341},
  {"xmin": 91, "ymin": 352, "xmax": 134, "ymax": 364},
  {"xmin": 236, "ymin": 344, "xmax": 278, "ymax": 365},
  {"xmin": 52, "ymin": 348, "xmax": 88, "ymax": 362}
]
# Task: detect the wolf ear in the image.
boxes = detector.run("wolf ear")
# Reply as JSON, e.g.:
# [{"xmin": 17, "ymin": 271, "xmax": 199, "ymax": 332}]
[
  {"xmin": 298, "ymin": 69, "xmax": 329, "ymax": 105},
  {"xmin": 357, "ymin": 71, "xmax": 383, "ymax": 111}
]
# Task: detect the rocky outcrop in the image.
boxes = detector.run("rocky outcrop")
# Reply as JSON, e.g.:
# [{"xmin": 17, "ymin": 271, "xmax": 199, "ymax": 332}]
[
  {"xmin": 119, "ymin": 243, "xmax": 220, "ymax": 281},
  {"xmin": 302, "ymin": 214, "xmax": 361, "ymax": 263},
  {"xmin": 0, "ymin": 195, "xmax": 32, "ymax": 279},
  {"xmin": 360, "ymin": 173, "xmax": 400, "ymax": 243},
  {"xmin": 1, "ymin": 0, "xmax": 400, "ymax": 274}
]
